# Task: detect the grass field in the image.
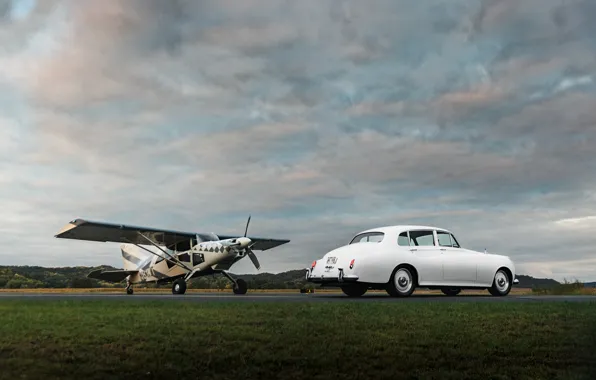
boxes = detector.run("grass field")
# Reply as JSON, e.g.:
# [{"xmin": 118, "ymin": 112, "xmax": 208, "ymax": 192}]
[{"xmin": 1, "ymin": 300, "xmax": 595, "ymax": 380}]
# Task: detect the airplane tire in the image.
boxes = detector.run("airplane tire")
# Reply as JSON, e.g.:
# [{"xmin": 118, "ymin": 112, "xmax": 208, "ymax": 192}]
[
  {"xmin": 126, "ymin": 287, "xmax": 133, "ymax": 295},
  {"xmin": 233, "ymin": 279, "xmax": 247, "ymax": 295},
  {"xmin": 172, "ymin": 279, "xmax": 187, "ymax": 295}
]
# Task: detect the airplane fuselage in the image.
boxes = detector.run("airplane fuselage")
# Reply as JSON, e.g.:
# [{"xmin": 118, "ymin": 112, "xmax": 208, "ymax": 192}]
[{"xmin": 125, "ymin": 239, "xmax": 248, "ymax": 285}]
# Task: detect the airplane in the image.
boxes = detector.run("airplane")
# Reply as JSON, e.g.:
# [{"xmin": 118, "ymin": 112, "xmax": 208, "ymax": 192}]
[{"xmin": 54, "ymin": 216, "xmax": 290, "ymax": 295}]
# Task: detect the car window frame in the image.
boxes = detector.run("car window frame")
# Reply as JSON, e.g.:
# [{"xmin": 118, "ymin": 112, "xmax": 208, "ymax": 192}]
[{"xmin": 406, "ymin": 229, "xmax": 436, "ymax": 247}]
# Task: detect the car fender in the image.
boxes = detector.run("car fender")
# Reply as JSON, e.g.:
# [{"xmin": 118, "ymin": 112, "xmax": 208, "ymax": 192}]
[{"xmin": 348, "ymin": 246, "xmax": 414, "ymax": 284}]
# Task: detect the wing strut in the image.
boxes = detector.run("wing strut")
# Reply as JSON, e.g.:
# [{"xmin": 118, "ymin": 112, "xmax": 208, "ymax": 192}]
[{"xmin": 123, "ymin": 232, "xmax": 192, "ymax": 272}]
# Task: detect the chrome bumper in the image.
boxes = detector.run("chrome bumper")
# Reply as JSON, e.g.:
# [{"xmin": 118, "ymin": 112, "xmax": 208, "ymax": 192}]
[
  {"xmin": 305, "ymin": 268, "xmax": 359, "ymax": 284},
  {"xmin": 513, "ymin": 278, "xmax": 519, "ymax": 285}
]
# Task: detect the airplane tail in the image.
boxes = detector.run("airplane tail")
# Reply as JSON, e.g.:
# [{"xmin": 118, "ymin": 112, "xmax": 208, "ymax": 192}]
[{"xmin": 120, "ymin": 244, "xmax": 152, "ymax": 270}]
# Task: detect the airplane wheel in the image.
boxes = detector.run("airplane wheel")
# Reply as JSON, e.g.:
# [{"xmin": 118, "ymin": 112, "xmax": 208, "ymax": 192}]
[
  {"xmin": 126, "ymin": 287, "xmax": 133, "ymax": 295},
  {"xmin": 233, "ymin": 279, "xmax": 247, "ymax": 295},
  {"xmin": 441, "ymin": 288, "xmax": 461, "ymax": 296},
  {"xmin": 341, "ymin": 284, "xmax": 367, "ymax": 297},
  {"xmin": 172, "ymin": 279, "xmax": 187, "ymax": 295},
  {"xmin": 488, "ymin": 269, "xmax": 511, "ymax": 296}
]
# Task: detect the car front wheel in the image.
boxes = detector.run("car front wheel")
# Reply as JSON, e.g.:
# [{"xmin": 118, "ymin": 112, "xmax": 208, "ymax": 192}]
[
  {"xmin": 386, "ymin": 267, "xmax": 416, "ymax": 297},
  {"xmin": 488, "ymin": 269, "xmax": 512, "ymax": 296}
]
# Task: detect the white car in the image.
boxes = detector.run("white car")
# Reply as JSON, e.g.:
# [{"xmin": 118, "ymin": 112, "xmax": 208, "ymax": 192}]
[{"xmin": 305, "ymin": 225, "xmax": 519, "ymax": 297}]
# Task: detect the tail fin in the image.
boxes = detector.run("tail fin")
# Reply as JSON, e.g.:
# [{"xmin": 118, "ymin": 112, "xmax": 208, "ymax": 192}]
[{"xmin": 120, "ymin": 244, "xmax": 152, "ymax": 270}]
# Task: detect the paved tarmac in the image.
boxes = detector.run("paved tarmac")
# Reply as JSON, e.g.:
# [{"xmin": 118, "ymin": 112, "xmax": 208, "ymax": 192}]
[{"xmin": 0, "ymin": 292, "xmax": 595, "ymax": 303}]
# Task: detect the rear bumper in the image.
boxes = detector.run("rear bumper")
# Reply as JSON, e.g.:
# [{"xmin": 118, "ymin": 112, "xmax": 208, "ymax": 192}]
[{"xmin": 305, "ymin": 268, "xmax": 359, "ymax": 284}]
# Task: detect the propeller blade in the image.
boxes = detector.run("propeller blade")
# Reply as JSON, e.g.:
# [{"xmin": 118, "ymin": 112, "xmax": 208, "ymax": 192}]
[
  {"xmin": 244, "ymin": 215, "xmax": 251, "ymax": 237},
  {"xmin": 247, "ymin": 249, "xmax": 260, "ymax": 270}
]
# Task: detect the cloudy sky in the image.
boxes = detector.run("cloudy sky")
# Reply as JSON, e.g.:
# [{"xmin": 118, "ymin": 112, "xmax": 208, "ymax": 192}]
[{"xmin": 1, "ymin": 0, "xmax": 595, "ymax": 282}]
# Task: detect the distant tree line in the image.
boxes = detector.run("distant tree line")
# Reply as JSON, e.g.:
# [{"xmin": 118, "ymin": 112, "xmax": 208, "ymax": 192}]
[{"xmin": 0, "ymin": 266, "xmax": 316, "ymax": 290}]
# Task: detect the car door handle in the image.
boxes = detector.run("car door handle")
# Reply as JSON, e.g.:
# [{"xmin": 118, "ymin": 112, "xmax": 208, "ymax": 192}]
[{"xmin": 410, "ymin": 248, "xmax": 418, "ymax": 252}]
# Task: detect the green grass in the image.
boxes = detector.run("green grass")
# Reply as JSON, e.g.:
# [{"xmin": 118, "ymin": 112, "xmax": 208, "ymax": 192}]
[
  {"xmin": 532, "ymin": 279, "xmax": 596, "ymax": 295},
  {"xmin": 1, "ymin": 300, "xmax": 595, "ymax": 380}
]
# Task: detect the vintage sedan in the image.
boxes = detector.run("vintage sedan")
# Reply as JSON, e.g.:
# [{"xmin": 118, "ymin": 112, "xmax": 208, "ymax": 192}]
[{"xmin": 305, "ymin": 225, "xmax": 519, "ymax": 297}]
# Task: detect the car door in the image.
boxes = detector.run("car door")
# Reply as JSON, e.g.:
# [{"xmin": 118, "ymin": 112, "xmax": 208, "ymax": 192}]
[
  {"xmin": 437, "ymin": 230, "xmax": 478, "ymax": 285},
  {"xmin": 403, "ymin": 229, "xmax": 443, "ymax": 285}
]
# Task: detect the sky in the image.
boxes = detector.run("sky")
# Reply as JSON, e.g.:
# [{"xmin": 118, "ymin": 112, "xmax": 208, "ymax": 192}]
[{"xmin": 1, "ymin": 0, "xmax": 595, "ymax": 282}]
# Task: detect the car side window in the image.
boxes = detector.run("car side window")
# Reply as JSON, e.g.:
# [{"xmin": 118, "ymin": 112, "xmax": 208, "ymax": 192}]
[
  {"xmin": 408, "ymin": 230, "xmax": 435, "ymax": 246},
  {"xmin": 437, "ymin": 231, "xmax": 453, "ymax": 247},
  {"xmin": 349, "ymin": 232, "xmax": 385, "ymax": 244},
  {"xmin": 397, "ymin": 232, "xmax": 410, "ymax": 246}
]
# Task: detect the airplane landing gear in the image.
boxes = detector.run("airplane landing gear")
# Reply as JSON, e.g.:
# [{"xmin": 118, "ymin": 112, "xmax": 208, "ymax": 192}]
[
  {"xmin": 219, "ymin": 270, "xmax": 248, "ymax": 295},
  {"xmin": 126, "ymin": 281, "xmax": 133, "ymax": 295},
  {"xmin": 233, "ymin": 278, "xmax": 247, "ymax": 295},
  {"xmin": 172, "ymin": 279, "xmax": 187, "ymax": 295}
]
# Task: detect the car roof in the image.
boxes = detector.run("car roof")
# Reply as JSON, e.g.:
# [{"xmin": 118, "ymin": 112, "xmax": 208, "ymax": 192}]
[{"xmin": 357, "ymin": 225, "xmax": 452, "ymax": 235}]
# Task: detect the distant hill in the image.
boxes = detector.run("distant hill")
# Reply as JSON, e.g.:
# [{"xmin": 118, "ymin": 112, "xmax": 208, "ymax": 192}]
[
  {"xmin": 514, "ymin": 274, "xmax": 560, "ymax": 289},
  {"xmin": 0, "ymin": 265, "xmax": 311, "ymax": 290},
  {"xmin": 0, "ymin": 265, "xmax": 590, "ymax": 290}
]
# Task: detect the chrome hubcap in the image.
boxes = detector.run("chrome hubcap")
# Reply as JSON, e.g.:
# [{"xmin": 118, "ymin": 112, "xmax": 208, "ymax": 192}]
[
  {"xmin": 495, "ymin": 271, "xmax": 509, "ymax": 292},
  {"xmin": 175, "ymin": 284, "xmax": 180, "ymax": 292},
  {"xmin": 395, "ymin": 269, "xmax": 412, "ymax": 293}
]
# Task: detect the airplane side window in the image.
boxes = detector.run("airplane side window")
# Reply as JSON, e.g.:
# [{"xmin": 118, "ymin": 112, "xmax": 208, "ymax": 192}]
[
  {"xmin": 178, "ymin": 253, "xmax": 190, "ymax": 262},
  {"xmin": 397, "ymin": 232, "xmax": 410, "ymax": 246},
  {"xmin": 192, "ymin": 253, "xmax": 204, "ymax": 266}
]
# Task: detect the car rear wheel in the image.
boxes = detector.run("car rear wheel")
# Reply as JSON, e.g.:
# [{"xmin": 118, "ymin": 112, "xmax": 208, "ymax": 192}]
[
  {"xmin": 386, "ymin": 267, "xmax": 416, "ymax": 297},
  {"xmin": 341, "ymin": 284, "xmax": 367, "ymax": 297},
  {"xmin": 488, "ymin": 269, "xmax": 511, "ymax": 296},
  {"xmin": 441, "ymin": 288, "xmax": 461, "ymax": 296}
]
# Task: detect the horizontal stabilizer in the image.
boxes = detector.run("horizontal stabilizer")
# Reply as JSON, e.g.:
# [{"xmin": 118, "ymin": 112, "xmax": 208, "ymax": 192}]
[{"xmin": 87, "ymin": 269, "xmax": 138, "ymax": 283}]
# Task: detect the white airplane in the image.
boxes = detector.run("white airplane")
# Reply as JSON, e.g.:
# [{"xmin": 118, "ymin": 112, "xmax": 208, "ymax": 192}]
[{"xmin": 54, "ymin": 216, "xmax": 290, "ymax": 295}]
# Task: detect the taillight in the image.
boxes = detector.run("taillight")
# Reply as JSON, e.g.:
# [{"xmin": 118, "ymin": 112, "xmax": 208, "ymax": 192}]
[
  {"xmin": 349, "ymin": 259, "xmax": 355, "ymax": 269},
  {"xmin": 311, "ymin": 260, "xmax": 317, "ymax": 269}
]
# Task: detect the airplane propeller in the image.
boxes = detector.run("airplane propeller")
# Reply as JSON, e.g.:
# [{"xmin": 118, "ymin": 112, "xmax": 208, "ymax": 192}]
[{"xmin": 242, "ymin": 215, "xmax": 260, "ymax": 270}]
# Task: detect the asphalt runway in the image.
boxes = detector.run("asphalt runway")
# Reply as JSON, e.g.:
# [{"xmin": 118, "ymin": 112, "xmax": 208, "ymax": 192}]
[{"xmin": 0, "ymin": 292, "xmax": 595, "ymax": 303}]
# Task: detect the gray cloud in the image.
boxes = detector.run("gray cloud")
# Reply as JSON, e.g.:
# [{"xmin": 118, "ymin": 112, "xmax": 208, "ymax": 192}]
[{"xmin": 1, "ymin": 0, "xmax": 595, "ymax": 281}]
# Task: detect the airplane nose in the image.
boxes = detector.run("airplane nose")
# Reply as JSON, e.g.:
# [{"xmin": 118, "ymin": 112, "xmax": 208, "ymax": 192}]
[{"xmin": 237, "ymin": 237, "xmax": 251, "ymax": 248}]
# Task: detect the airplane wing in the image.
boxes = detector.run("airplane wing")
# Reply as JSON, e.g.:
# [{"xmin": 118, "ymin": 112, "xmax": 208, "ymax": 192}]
[
  {"xmin": 55, "ymin": 219, "xmax": 290, "ymax": 251},
  {"xmin": 87, "ymin": 269, "xmax": 138, "ymax": 283},
  {"xmin": 217, "ymin": 235, "xmax": 290, "ymax": 251},
  {"xmin": 55, "ymin": 218, "xmax": 220, "ymax": 250}
]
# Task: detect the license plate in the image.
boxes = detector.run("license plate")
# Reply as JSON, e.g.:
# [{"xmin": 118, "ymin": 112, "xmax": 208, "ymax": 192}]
[{"xmin": 326, "ymin": 256, "xmax": 337, "ymax": 264}]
